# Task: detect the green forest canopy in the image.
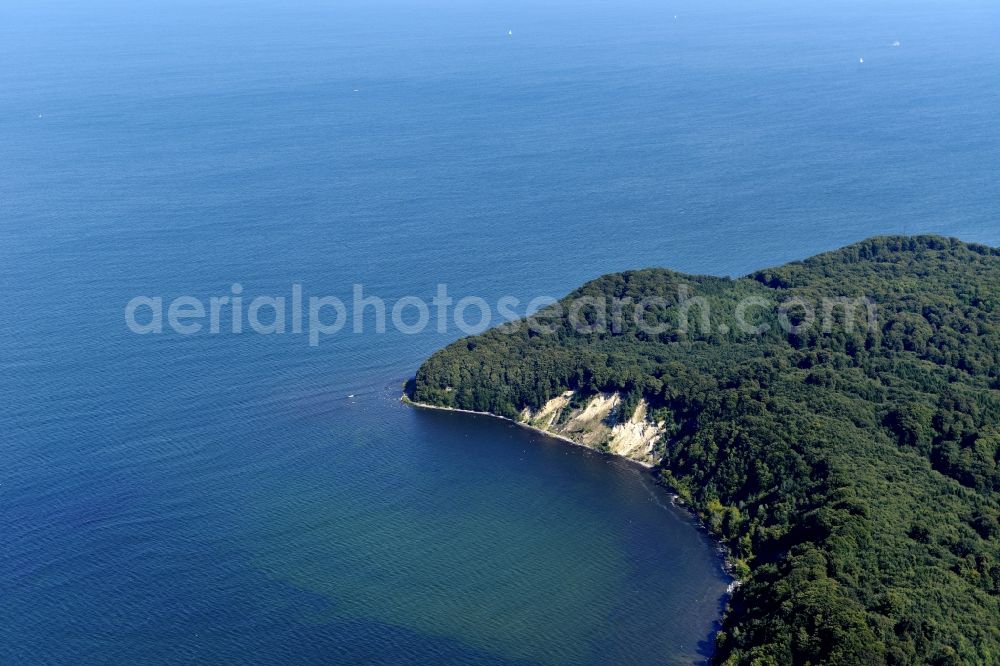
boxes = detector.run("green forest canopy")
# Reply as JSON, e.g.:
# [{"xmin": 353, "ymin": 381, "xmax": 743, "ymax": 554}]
[{"xmin": 410, "ymin": 236, "xmax": 1000, "ymax": 665}]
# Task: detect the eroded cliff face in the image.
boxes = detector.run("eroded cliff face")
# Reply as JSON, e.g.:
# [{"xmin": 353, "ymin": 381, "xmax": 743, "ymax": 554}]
[{"xmin": 519, "ymin": 391, "xmax": 665, "ymax": 466}]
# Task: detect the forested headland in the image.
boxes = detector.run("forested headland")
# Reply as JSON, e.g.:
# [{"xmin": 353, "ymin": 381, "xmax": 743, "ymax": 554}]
[{"xmin": 409, "ymin": 236, "xmax": 1000, "ymax": 665}]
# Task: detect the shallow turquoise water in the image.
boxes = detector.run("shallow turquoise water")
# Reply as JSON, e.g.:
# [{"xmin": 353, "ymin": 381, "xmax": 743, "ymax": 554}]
[{"xmin": 2, "ymin": 0, "xmax": 998, "ymax": 663}]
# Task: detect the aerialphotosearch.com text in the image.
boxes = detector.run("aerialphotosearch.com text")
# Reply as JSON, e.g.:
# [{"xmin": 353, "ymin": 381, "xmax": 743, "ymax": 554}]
[{"xmin": 124, "ymin": 283, "xmax": 877, "ymax": 346}]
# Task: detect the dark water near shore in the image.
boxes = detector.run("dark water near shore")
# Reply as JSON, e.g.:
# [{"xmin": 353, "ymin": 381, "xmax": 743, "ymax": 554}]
[{"xmin": 2, "ymin": 0, "xmax": 998, "ymax": 663}]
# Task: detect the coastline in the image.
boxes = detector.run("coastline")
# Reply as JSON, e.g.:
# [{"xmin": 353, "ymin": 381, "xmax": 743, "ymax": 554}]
[{"xmin": 400, "ymin": 394, "xmax": 654, "ymax": 469}]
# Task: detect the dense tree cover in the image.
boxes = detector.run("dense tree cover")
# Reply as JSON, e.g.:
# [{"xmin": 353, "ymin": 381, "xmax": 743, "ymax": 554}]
[{"xmin": 411, "ymin": 237, "xmax": 1000, "ymax": 665}]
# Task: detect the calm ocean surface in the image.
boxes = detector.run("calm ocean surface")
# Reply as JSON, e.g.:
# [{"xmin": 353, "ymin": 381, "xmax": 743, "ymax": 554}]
[{"xmin": 2, "ymin": 0, "xmax": 998, "ymax": 663}]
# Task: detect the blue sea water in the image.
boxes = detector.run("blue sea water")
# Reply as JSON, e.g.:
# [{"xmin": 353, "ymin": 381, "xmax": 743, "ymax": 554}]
[{"xmin": 2, "ymin": 0, "xmax": 999, "ymax": 663}]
